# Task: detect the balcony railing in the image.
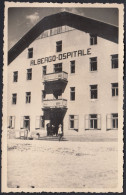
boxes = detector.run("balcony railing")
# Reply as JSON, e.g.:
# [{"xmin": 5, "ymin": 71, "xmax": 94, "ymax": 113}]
[
  {"xmin": 43, "ymin": 71, "xmax": 68, "ymax": 82},
  {"xmin": 43, "ymin": 99, "xmax": 67, "ymax": 109}
]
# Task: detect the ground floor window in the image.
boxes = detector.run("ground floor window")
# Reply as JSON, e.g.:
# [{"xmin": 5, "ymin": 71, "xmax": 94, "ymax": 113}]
[
  {"xmin": 90, "ymin": 114, "xmax": 97, "ymax": 129},
  {"xmin": 20, "ymin": 116, "xmax": 30, "ymax": 130},
  {"xmin": 35, "ymin": 116, "xmax": 45, "ymax": 129},
  {"xmin": 106, "ymin": 113, "xmax": 118, "ymax": 130},
  {"xmin": 85, "ymin": 114, "xmax": 101, "ymax": 130},
  {"xmin": 69, "ymin": 115, "xmax": 79, "ymax": 130},
  {"xmin": 8, "ymin": 116, "xmax": 15, "ymax": 129}
]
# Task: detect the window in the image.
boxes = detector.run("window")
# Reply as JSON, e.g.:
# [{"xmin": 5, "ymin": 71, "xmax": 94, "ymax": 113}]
[
  {"xmin": 70, "ymin": 61, "xmax": 75, "ymax": 73},
  {"xmin": 8, "ymin": 116, "xmax": 15, "ymax": 129},
  {"xmin": 27, "ymin": 68, "xmax": 32, "ymax": 80},
  {"xmin": 111, "ymin": 54, "xmax": 118, "ymax": 69},
  {"xmin": 90, "ymin": 34, "xmax": 97, "ymax": 45},
  {"xmin": 20, "ymin": 116, "xmax": 30, "ymax": 129},
  {"xmin": 54, "ymin": 63, "xmax": 62, "ymax": 73},
  {"xmin": 69, "ymin": 115, "xmax": 79, "ymax": 129},
  {"xmin": 112, "ymin": 113, "xmax": 118, "ymax": 129},
  {"xmin": 35, "ymin": 116, "xmax": 45, "ymax": 129},
  {"xmin": 57, "ymin": 27, "xmax": 62, "ymax": 34},
  {"xmin": 56, "ymin": 41, "xmax": 62, "ymax": 52},
  {"xmin": 70, "ymin": 87, "xmax": 75, "ymax": 101},
  {"xmin": 85, "ymin": 114, "xmax": 101, "ymax": 130},
  {"xmin": 111, "ymin": 83, "xmax": 118, "ymax": 97},
  {"xmin": 40, "ymin": 116, "xmax": 45, "ymax": 129},
  {"xmin": 28, "ymin": 48, "xmax": 33, "ymax": 58},
  {"xmin": 13, "ymin": 71, "xmax": 18, "ymax": 82},
  {"xmin": 42, "ymin": 90, "xmax": 46, "ymax": 101},
  {"xmin": 26, "ymin": 92, "xmax": 31, "ymax": 103},
  {"xmin": 12, "ymin": 93, "xmax": 17, "ymax": 104},
  {"xmin": 90, "ymin": 85, "xmax": 98, "ymax": 99},
  {"xmin": 106, "ymin": 113, "xmax": 118, "ymax": 130},
  {"xmin": 42, "ymin": 66, "xmax": 46, "ymax": 75},
  {"xmin": 90, "ymin": 114, "xmax": 97, "ymax": 129},
  {"xmin": 90, "ymin": 57, "xmax": 97, "ymax": 71},
  {"xmin": 24, "ymin": 116, "xmax": 30, "ymax": 129}
]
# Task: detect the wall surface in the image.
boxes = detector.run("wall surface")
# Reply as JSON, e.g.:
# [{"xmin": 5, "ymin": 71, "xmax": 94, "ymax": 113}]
[{"xmin": 7, "ymin": 26, "xmax": 118, "ymax": 135}]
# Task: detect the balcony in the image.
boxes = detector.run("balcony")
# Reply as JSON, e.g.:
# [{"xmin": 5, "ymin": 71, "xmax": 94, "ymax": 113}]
[
  {"xmin": 43, "ymin": 99, "xmax": 67, "ymax": 109},
  {"xmin": 43, "ymin": 71, "xmax": 68, "ymax": 83}
]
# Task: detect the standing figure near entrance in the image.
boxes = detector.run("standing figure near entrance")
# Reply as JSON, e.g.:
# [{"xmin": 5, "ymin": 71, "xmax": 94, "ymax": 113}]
[
  {"xmin": 46, "ymin": 123, "xmax": 51, "ymax": 136},
  {"xmin": 58, "ymin": 124, "xmax": 63, "ymax": 141},
  {"xmin": 55, "ymin": 124, "xmax": 58, "ymax": 137}
]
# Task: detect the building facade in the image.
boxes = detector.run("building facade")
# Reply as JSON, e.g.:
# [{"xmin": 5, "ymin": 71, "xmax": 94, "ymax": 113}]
[{"xmin": 7, "ymin": 12, "xmax": 118, "ymax": 137}]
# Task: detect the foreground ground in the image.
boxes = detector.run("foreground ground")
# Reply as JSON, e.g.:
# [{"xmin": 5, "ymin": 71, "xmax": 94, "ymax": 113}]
[{"xmin": 7, "ymin": 139, "xmax": 118, "ymax": 189}]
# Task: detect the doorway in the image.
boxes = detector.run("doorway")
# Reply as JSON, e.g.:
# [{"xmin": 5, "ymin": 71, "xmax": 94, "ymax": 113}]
[{"xmin": 50, "ymin": 110, "xmax": 64, "ymax": 134}]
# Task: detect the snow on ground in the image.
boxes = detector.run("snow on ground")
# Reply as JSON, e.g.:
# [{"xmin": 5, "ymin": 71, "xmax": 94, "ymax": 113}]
[{"xmin": 7, "ymin": 139, "xmax": 118, "ymax": 189}]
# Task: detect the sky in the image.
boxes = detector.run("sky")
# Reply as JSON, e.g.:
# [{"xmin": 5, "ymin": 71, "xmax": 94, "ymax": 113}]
[{"xmin": 8, "ymin": 7, "xmax": 118, "ymax": 50}]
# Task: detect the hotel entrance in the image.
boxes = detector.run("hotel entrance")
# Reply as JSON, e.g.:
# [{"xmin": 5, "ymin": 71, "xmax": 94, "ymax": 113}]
[
  {"xmin": 50, "ymin": 110, "xmax": 63, "ymax": 130},
  {"xmin": 43, "ymin": 108, "xmax": 67, "ymax": 136}
]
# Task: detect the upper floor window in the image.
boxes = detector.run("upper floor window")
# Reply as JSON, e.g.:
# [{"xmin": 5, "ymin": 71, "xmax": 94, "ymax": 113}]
[
  {"xmin": 27, "ymin": 68, "xmax": 32, "ymax": 80},
  {"xmin": 42, "ymin": 66, "xmax": 47, "ymax": 75},
  {"xmin": 13, "ymin": 71, "xmax": 18, "ymax": 82},
  {"xmin": 70, "ymin": 87, "xmax": 75, "ymax": 101},
  {"xmin": 90, "ymin": 34, "xmax": 97, "ymax": 45},
  {"xmin": 90, "ymin": 57, "xmax": 97, "ymax": 71},
  {"xmin": 111, "ymin": 54, "xmax": 118, "ymax": 69},
  {"xmin": 12, "ymin": 93, "xmax": 17, "ymax": 104},
  {"xmin": 70, "ymin": 60, "xmax": 75, "ymax": 73},
  {"xmin": 111, "ymin": 83, "xmax": 118, "ymax": 97},
  {"xmin": 26, "ymin": 92, "xmax": 31, "ymax": 103},
  {"xmin": 28, "ymin": 48, "xmax": 33, "ymax": 58},
  {"xmin": 90, "ymin": 85, "xmax": 98, "ymax": 99},
  {"xmin": 54, "ymin": 63, "xmax": 62, "ymax": 73},
  {"xmin": 56, "ymin": 41, "xmax": 62, "ymax": 52}
]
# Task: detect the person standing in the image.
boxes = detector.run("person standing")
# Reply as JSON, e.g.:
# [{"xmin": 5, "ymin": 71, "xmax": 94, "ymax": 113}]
[
  {"xmin": 55, "ymin": 124, "xmax": 58, "ymax": 137},
  {"xmin": 46, "ymin": 123, "xmax": 50, "ymax": 136},
  {"xmin": 58, "ymin": 124, "xmax": 63, "ymax": 141}
]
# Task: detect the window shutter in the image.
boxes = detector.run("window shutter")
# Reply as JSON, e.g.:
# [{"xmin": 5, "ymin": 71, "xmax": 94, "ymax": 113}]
[
  {"xmin": 97, "ymin": 114, "xmax": 101, "ymax": 129},
  {"xmin": 12, "ymin": 116, "xmax": 15, "ymax": 129},
  {"xmin": 7, "ymin": 116, "xmax": 10, "ymax": 128},
  {"xmin": 106, "ymin": 114, "xmax": 111, "ymax": 130},
  {"xmin": 74, "ymin": 115, "xmax": 79, "ymax": 129},
  {"xmin": 20, "ymin": 117, "xmax": 24, "ymax": 129},
  {"xmin": 85, "ymin": 115, "xmax": 89, "ymax": 130},
  {"xmin": 35, "ymin": 116, "xmax": 40, "ymax": 129}
]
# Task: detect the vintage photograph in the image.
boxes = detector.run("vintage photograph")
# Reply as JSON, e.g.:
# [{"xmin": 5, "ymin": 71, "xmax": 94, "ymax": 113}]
[{"xmin": 2, "ymin": 2, "xmax": 124, "ymax": 193}]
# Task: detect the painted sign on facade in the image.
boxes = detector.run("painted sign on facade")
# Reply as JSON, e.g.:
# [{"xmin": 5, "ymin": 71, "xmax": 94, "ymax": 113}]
[{"xmin": 30, "ymin": 48, "xmax": 91, "ymax": 66}]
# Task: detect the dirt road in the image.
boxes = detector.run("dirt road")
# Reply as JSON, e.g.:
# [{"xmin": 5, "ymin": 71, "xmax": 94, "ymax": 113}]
[{"xmin": 7, "ymin": 139, "xmax": 118, "ymax": 189}]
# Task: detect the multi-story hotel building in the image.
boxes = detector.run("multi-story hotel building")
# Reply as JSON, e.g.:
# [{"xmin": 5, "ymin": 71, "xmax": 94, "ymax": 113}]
[{"xmin": 7, "ymin": 11, "xmax": 118, "ymax": 137}]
